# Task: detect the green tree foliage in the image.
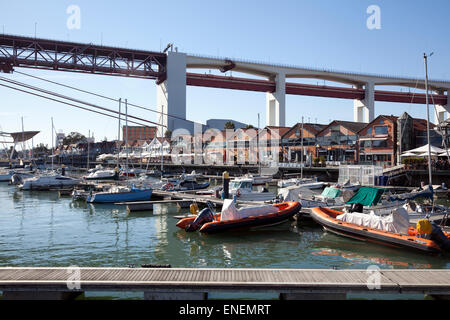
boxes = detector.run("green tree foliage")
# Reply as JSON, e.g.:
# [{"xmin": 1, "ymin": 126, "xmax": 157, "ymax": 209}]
[{"xmin": 63, "ymin": 132, "xmax": 87, "ymax": 145}]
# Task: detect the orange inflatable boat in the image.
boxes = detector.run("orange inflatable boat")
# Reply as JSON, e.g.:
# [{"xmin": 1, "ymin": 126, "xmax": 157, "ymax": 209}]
[
  {"xmin": 176, "ymin": 201, "xmax": 301, "ymax": 234},
  {"xmin": 310, "ymin": 207, "xmax": 450, "ymax": 254}
]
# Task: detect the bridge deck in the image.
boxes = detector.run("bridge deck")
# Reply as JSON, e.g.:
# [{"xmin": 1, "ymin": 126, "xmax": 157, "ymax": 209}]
[{"xmin": 0, "ymin": 268, "xmax": 449, "ymax": 299}]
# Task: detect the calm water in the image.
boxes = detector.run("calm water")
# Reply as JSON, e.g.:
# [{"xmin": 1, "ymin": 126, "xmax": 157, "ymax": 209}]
[{"xmin": 0, "ymin": 182, "xmax": 449, "ymax": 298}]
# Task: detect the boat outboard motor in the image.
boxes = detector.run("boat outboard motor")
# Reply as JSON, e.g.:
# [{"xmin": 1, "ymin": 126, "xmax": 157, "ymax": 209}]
[
  {"xmin": 349, "ymin": 203, "xmax": 364, "ymax": 213},
  {"xmin": 10, "ymin": 174, "xmax": 23, "ymax": 186},
  {"xmin": 430, "ymin": 223, "xmax": 450, "ymax": 252},
  {"xmin": 185, "ymin": 208, "xmax": 214, "ymax": 232}
]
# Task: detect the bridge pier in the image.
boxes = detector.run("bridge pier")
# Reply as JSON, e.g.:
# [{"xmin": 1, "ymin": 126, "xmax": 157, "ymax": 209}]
[
  {"xmin": 157, "ymin": 51, "xmax": 188, "ymax": 136},
  {"xmin": 434, "ymin": 90, "xmax": 449, "ymax": 125},
  {"xmin": 266, "ymin": 73, "xmax": 286, "ymax": 127},
  {"xmin": 354, "ymin": 82, "xmax": 375, "ymax": 123}
]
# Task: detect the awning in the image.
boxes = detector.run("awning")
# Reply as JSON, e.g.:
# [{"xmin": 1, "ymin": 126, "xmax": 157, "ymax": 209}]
[
  {"xmin": 9, "ymin": 131, "xmax": 40, "ymax": 143},
  {"xmin": 359, "ymin": 137, "xmax": 388, "ymax": 141}
]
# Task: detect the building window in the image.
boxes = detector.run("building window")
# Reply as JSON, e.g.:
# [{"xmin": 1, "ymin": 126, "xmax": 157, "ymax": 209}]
[
  {"xmin": 374, "ymin": 126, "xmax": 388, "ymax": 135},
  {"xmin": 372, "ymin": 140, "xmax": 387, "ymax": 148}
]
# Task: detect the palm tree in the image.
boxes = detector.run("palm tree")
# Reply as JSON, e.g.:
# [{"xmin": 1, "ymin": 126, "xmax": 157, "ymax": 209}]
[{"xmin": 224, "ymin": 121, "xmax": 235, "ymax": 130}]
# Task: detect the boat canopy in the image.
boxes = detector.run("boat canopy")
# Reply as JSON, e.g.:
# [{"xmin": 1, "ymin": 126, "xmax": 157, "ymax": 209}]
[
  {"xmin": 345, "ymin": 187, "xmax": 385, "ymax": 207},
  {"xmin": 321, "ymin": 187, "xmax": 341, "ymax": 199}
]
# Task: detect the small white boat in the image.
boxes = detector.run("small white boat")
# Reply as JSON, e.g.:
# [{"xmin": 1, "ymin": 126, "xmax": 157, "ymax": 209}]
[
  {"xmin": 86, "ymin": 185, "xmax": 153, "ymax": 203},
  {"xmin": 229, "ymin": 178, "xmax": 276, "ymax": 202},
  {"xmin": 244, "ymin": 174, "xmax": 272, "ymax": 186},
  {"xmin": 277, "ymin": 177, "xmax": 324, "ymax": 189},
  {"xmin": 84, "ymin": 169, "xmax": 119, "ymax": 181},
  {"xmin": 278, "ymin": 185, "xmax": 347, "ymax": 209},
  {"xmin": 19, "ymin": 173, "xmax": 80, "ymax": 190}
]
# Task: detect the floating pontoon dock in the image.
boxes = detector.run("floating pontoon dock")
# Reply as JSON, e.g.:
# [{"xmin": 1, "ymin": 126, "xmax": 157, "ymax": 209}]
[{"xmin": 0, "ymin": 267, "xmax": 449, "ymax": 300}]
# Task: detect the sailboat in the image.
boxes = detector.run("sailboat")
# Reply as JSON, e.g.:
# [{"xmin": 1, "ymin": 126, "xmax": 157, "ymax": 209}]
[{"xmin": 85, "ymin": 99, "xmax": 152, "ymax": 203}]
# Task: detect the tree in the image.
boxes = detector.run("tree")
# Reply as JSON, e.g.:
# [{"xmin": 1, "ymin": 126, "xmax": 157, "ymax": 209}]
[
  {"xmin": 245, "ymin": 124, "xmax": 254, "ymax": 129},
  {"xmin": 34, "ymin": 143, "xmax": 49, "ymax": 154},
  {"xmin": 224, "ymin": 121, "xmax": 235, "ymax": 130},
  {"xmin": 164, "ymin": 130, "xmax": 172, "ymax": 139},
  {"xmin": 63, "ymin": 132, "xmax": 87, "ymax": 145}
]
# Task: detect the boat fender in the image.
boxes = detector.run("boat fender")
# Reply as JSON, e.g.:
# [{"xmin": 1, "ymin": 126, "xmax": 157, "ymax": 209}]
[
  {"xmin": 190, "ymin": 203, "xmax": 199, "ymax": 215},
  {"xmin": 430, "ymin": 223, "xmax": 450, "ymax": 252},
  {"xmin": 416, "ymin": 219, "xmax": 433, "ymax": 239},
  {"xmin": 185, "ymin": 208, "xmax": 214, "ymax": 232}
]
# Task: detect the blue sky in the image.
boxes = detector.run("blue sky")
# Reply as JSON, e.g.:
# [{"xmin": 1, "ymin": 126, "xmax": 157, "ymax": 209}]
[{"xmin": 1, "ymin": 0, "xmax": 449, "ymax": 146}]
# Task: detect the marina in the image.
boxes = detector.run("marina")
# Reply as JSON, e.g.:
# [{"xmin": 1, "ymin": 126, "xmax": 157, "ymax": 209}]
[{"xmin": 1, "ymin": 3, "xmax": 450, "ymax": 305}]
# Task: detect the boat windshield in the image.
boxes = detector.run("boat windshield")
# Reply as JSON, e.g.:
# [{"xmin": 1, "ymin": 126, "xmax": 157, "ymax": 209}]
[
  {"xmin": 321, "ymin": 187, "xmax": 341, "ymax": 199},
  {"xmin": 230, "ymin": 181, "xmax": 252, "ymax": 190}
]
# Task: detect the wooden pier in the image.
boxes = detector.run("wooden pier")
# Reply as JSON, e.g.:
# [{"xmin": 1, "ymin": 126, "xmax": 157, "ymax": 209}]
[
  {"xmin": 0, "ymin": 267, "xmax": 449, "ymax": 300},
  {"xmin": 116, "ymin": 190, "xmax": 269, "ymax": 212}
]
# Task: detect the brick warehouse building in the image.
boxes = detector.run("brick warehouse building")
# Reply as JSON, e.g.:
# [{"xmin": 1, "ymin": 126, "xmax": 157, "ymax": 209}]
[{"xmin": 122, "ymin": 126, "xmax": 157, "ymax": 142}]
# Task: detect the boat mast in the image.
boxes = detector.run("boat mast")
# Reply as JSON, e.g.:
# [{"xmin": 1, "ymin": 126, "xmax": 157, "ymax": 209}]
[
  {"xmin": 301, "ymin": 116, "xmax": 304, "ymax": 180},
  {"xmin": 125, "ymin": 98, "xmax": 129, "ymax": 180},
  {"xmin": 87, "ymin": 130, "xmax": 90, "ymax": 171},
  {"xmin": 424, "ymin": 53, "xmax": 436, "ymax": 215},
  {"xmin": 117, "ymin": 98, "xmax": 121, "ymax": 170},
  {"xmin": 258, "ymin": 113, "xmax": 261, "ymax": 176},
  {"xmin": 424, "ymin": 53, "xmax": 433, "ymax": 188},
  {"xmin": 21, "ymin": 116, "xmax": 25, "ymax": 160},
  {"xmin": 51, "ymin": 117, "xmax": 54, "ymax": 171}
]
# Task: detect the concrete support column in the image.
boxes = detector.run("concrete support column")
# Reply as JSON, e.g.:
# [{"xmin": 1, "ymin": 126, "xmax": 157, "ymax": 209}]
[
  {"xmin": 434, "ymin": 90, "xmax": 449, "ymax": 125},
  {"xmin": 266, "ymin": 73, "xmax": 286, "ymax": 127},
  {"xmin": 157, "ymin": 51, "xmax": 187, "ymax": 136},
  {"xmin": 354, "ymin": 82, "xmax": 375, "ymax": 123}
]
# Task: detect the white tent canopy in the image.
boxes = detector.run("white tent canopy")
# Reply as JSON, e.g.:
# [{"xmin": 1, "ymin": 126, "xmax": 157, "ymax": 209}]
[
  {"xmin": 402, "ymin": 144, "xmax": 445, "ymax": 155},
  {"xmin": 400, "ymin": 152, "xmax": 417, "ymax": 157},
  {"xmin": 438, "ymin": 150, "xmax": 450, "ymax": 157}
]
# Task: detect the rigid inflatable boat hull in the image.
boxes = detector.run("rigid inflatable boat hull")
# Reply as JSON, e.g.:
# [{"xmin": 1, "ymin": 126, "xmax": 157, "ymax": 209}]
[{"xmin": 310, "ymin": 207, "xmax": 445, "ymax": 254}]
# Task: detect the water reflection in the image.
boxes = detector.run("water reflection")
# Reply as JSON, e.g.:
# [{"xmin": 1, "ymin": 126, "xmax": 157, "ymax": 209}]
[{"xmin": 0, "ymin": 183, "xmax": 449, "ymax": 273}]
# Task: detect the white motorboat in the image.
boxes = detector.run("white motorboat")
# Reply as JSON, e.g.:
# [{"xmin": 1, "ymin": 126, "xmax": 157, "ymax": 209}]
[
  {"xmin": 244, "ymin": 174, "xmax": 272, "ymax": 186},
  {"xmin": 229, "ymin": 178, "xmax": 276, "ymax": 202},
  {"xmin": 278, "ymin": 185, "xmax": 348, "ymax": 210},
  {"xmin": 84, "ymin": 169, "xmax": 119, "ymax": 181},
  {"xmin": 19, "ymin": 173, "xmax": 80, "ymax": 190},
  {"xmin": 277, "ymin": 177, "xmax": 325, "ymax": 190}
]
